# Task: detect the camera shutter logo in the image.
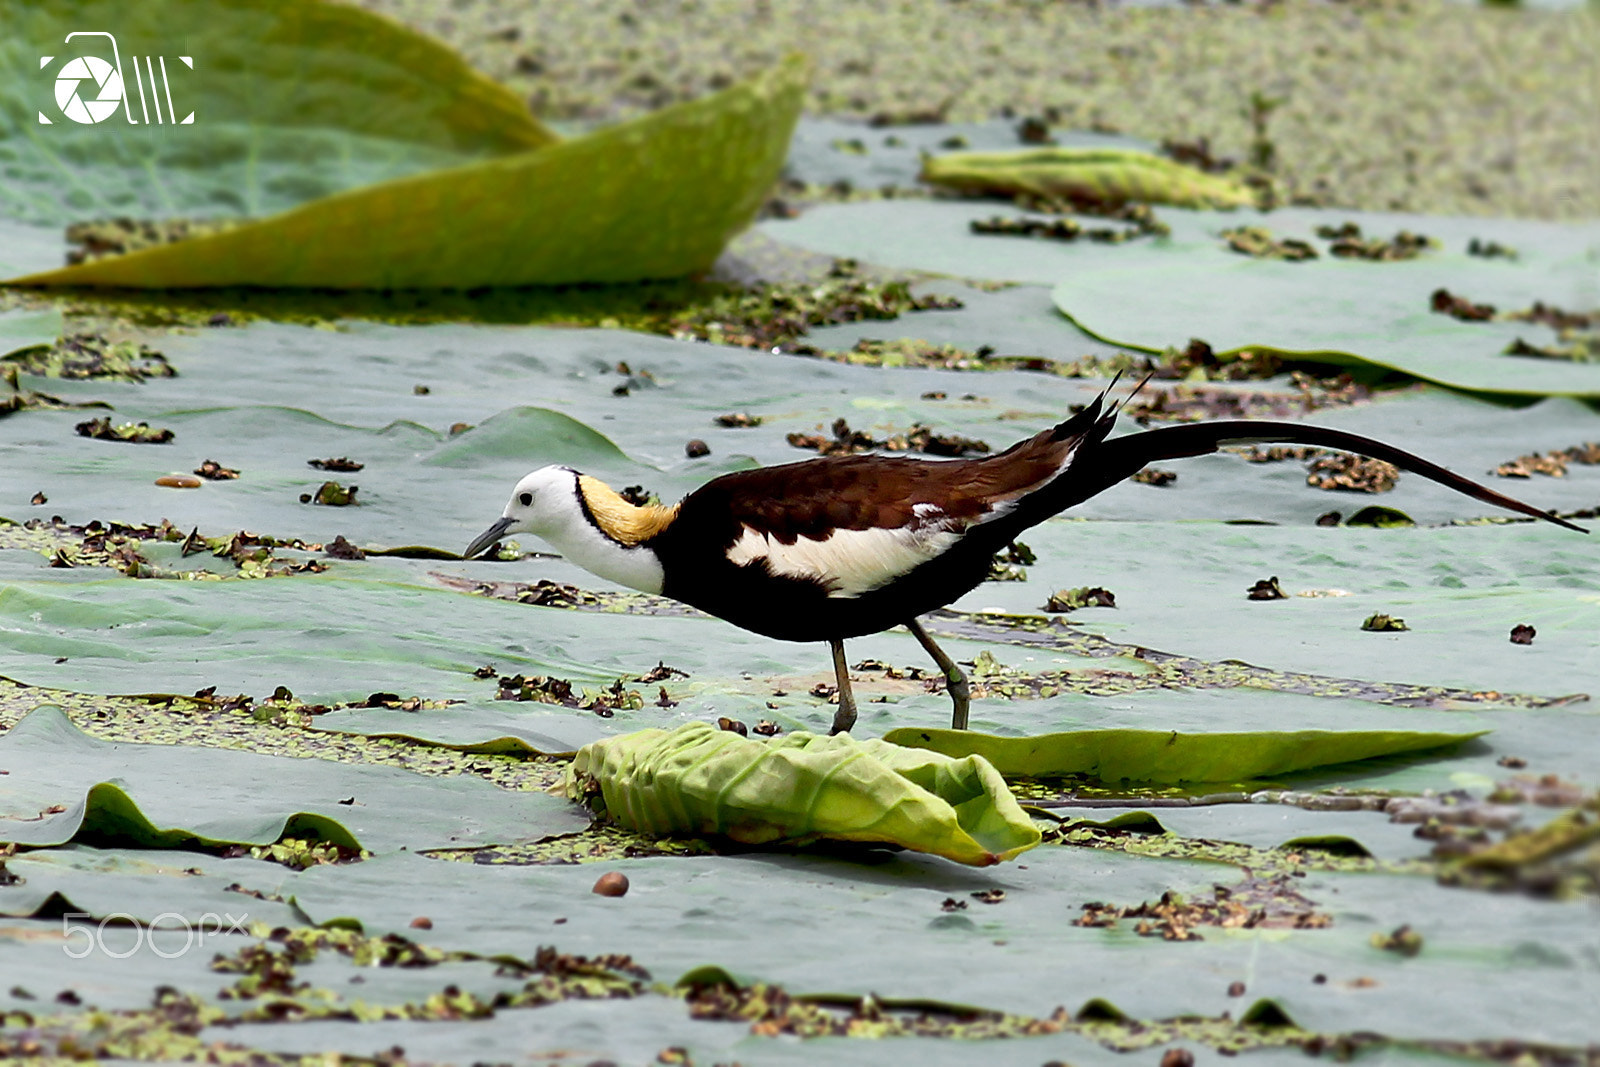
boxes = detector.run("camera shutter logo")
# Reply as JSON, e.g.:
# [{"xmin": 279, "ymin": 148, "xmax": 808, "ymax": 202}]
[
  {"xmin": 53, "ymin": 54, "xmax": 123, "ymax": 123},
  {"xmin": 39, "ymin": 31, "xmax": 193, "ymax": 126}
]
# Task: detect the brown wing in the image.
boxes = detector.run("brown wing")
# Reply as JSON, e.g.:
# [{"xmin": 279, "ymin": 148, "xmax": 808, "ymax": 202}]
[{"xmin": 680, "ymin": 398, "xmax": 1116, "ymax": 544}]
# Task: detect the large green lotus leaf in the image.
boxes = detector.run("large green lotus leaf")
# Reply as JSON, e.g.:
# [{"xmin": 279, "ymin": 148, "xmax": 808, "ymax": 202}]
[
  {"xmin": 281, "ymin": 843, "xmax": 1600, "ymax": 1045},
  {"xmin": 566, "ymin": 721, "xmax": 1041, "ymax": 865},
  {"xmin": 16, "ymin": 322, "xmax": 1598, "ymax": 561},
  {"xmin": 770, "ymin": 196, "xmax": 1600, "ymax": 397},
  {"xmin": 763, "ymin": 198, "xmax": 1600, "ymax": 292},
  {"xmin": 1051, "ymin": 253, "xmax": 1600, "ymax": 399},
  {"xmin": 946, "ymin": 519, "xmax": 1598, "ymax": 711},
  {"xmin": 207, "ymin": 998, "xmax": 756, "ymax": 1067},
  {"xmin": 0, "ymin": 0, "xmax": 554, "ymax": 227},
  {"xmin": 882, "ymin": 726, "xmax": 1483, "ymax": 783},
  {"xmin": 0, "ymin": 844, "xmax": 304, "ymax": 929},
  {"xmin": 7, "ymin": 54, "xmax": 810, "ymax": 287},
  {"xmin": 0, "ymin": 306, "xmax": 61, "ymax": 353},
  {"xmin": 0, "ymin": 705, "xmax": 587, "ymax": 850}
]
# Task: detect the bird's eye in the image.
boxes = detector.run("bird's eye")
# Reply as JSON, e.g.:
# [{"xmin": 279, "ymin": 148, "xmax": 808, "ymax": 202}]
[{"xmin": 519, "ymin": 492, "xmax": 533, "ymax": 507}]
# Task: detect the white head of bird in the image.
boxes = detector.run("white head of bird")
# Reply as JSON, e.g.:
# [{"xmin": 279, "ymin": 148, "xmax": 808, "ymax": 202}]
[{"xmin": 463, "ymin": 465, "xmax": 677, "ymax": 595}]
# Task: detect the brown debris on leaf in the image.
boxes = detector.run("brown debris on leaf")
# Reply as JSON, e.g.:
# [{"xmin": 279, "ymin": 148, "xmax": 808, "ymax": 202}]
[
  {"xmin": 308, "ymin": 457, "xmax": 364, "ymax": 472},
  {"xmin": 64, "ymin": 216, "xmax": 241, "ymax": 265},
  {"xmin": 638, "ymin": 661, "xmax": 689, "ymax": 683},
  {"xmin": 74, "ymin": 417, "xmax": 173, "ymax": 444},
  {"xmin": 1221, "ymin": 225, "xmax": 1317, "ymax": 261},
  {"xmin": 619, "ymin": 485, "xmax": 658, "ymax": 506},
  {"xmin": 1492, "ymin": 441, "xmax": 1600, "ymax": 478},
  {"xmin": 1306, "ymin": 453, "xmax": 1398, "ymax": 493},
  {"xmin": 194, "ymin": 459, "xmax": 239, "ymax": 480},
  {"xmin": 1237, "ymin": 445, "xmax": 1326, "ymax": 464},
  {"xmin": 3, "ymin": 332, "xmax": 175, "ymax": 381},
  {"xmin": 787, "ymin": 418, "xmax": 990, "ymax": 457},
  {"xmin": 714, "ymin": 412, "xmax": 763, "ymax": 428},
  {"xmin": 1361, "ymin": 613, "xmax": 1409, "ymax": 632},
  {"xmin": 1510, "ymin": 624, "xmax": 1536, "ymax": 646},
  {"xmin": 1045, "ymin": 586, "xmax": 1116, "ymax": 613},
  {"xmin": 1504, "ymin": 302, "xmax": 1597, "ymax": 333},
  {"xmin": 1132, "ymin": 468, "xmax": 1176, "ymax": 486},
  {"xmin": 971, "ymin": 214, "xmax": 1149, "ymax": 244},
  {"xmin": 1371, "ymin": 925, "xmax": 1424, "ymax": 957},
  {"xmin": 324, "ymin": 535, "xmax": 366, "ymax": 560},
  {"xmin": 1128, "ymin": 374, "xmax": 1367, "ymax": 424},
  {"xmin": 1318, "ymin": 223, "xmax": 1435, "ymax": 261},
  {"xmin": 1467, "ymin": 238, "xmax": 1518, "ymax": 261},
  {"xmin": 300, "ymin": 481, "xmax": 358, "ymax": 506},
  {"xmin": 1430, "ymin": 288, "xmax": 1495, "ymax": 322},
  {"xmin": 30, "ymin": 491, "xmax": 46, "ymax": 506},
  {"xmin": 1075, "ymin": 875, "xmax": 1331, "ymax": 941},
  {"xmin": 1247, "ymin": 577, "xmax": 1288, "ymax": 601},
  {"xmin": 717, "ymin": 716, "xmax": 749, "ymax": 736}
]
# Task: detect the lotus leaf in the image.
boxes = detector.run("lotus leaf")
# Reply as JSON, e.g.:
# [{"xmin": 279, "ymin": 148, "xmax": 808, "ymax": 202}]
[
  {"xmin": 0, "ymin": 705, "xmax": 588, "ymax": 851},
  {"xmin": 881, "ymin": 726, "xmax": 1485, "ymax": 783},
  {"xmin": 563, "ymin": 720, "xmax": 1041, "ymax": 865},
  {"xmin": 6, "ymin": 28, "xmax": 808, "ymax": 287},
  {"xmin": 919, "ymin": 147, "xmax": 1254, "ymax": 208},
  {"xmin": 0, "ymin": 0, "xmax": 555, "ymax": 226}
]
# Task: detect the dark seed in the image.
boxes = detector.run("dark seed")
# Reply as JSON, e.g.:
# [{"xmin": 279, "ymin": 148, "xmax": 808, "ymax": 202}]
[
  {"xmin": 1161, "ymin": 1049, "xmax": 1195, "ymax": 1067},
  {"xmin": 685, "ymin": 439, "xmax": 710, "ymax": 458},
  {"xmin": 409, "ymin": 916, "xmax": 433, "ymax": 929}
]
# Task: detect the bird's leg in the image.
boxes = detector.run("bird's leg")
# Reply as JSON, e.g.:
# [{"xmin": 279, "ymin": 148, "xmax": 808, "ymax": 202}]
[
  {"xmin": 828, "ymin": 638, "xmax": 858, "ymax": 735},
  {"xmin": 905, "ymin": 617, "xmax": 970, "ymax": 730}
]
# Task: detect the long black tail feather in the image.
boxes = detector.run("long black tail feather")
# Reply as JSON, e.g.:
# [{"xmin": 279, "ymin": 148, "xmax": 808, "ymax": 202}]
[{"xmin": 1083, "ymin": 420, "xmax": 1587, "ymax": 533}]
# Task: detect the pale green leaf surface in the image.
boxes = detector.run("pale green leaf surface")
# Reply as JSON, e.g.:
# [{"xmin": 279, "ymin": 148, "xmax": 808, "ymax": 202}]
[
  {"xmin": 0, "ymin": 705, "xmax": 587, "ymax": 850},
  {"xmin": 761, "ymin": 197, "xmax": 1600, "ymax": 396},
  {"xmin": 566, "ymin": 721, "xmax": 1041, "ymax": 865},
  {"xmin": 0, "ymin": 0, "xmax": 554, "ymax": 226},
  {"xmin": 881, "ymin": 726, "xmax": 1485, "ymax": 784}
]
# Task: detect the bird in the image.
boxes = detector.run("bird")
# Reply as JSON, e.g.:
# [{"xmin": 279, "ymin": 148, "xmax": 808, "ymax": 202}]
[{"xmin": 465, "ymin": 379, "xmax": 1584, "ymax": 735}]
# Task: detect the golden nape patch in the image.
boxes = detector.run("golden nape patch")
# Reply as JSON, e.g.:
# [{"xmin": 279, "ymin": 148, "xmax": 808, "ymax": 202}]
[{"xmin": 577, "ymin": 476, "xmax": 679, "ymax": 545}]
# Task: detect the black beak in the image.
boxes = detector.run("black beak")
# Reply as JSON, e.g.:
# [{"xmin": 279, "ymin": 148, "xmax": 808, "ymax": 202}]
[{"xmin": 463, "ymin": 516, "xmax": 514, "ymax": 559}]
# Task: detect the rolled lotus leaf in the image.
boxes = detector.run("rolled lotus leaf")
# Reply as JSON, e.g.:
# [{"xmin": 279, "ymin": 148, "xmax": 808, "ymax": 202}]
[
  {"xmin": 9, "ymin": 53, "xmax": 810, "ymax": 288},
  {"xmin": 882, "ymin": 726, "xmax": 1486, "ymax": 783},
  {"xmin": 919, "ymin": 147, "xmax": 1254, "ymax": 209},
  {"xmin": 562, "ymin": 721, "xmax": 1040, "ymax": 866}
]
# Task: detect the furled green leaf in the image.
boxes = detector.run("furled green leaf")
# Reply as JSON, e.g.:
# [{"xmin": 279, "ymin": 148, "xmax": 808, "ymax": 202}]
[
  {"xmin": 919, "ymin": 147, "xmax": 1254, "ymax": 208},
  {"xmin": 0, "ymin": 0, "xmax": 556, "ymax": 226},
  {"xmin": 6, "ymin": 52, "xmax": 810, "ymax": 288},
  {"xmin": 880, "ymin": 726, "xmax": 1485, "ymax": 783},
  {"xmin": 563, "ymin": 721, "xmax": 1040, "ymax": 865}
]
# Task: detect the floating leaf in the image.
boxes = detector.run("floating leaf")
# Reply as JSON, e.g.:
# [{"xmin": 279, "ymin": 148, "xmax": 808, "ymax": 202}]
[
  {"xmin": 0, "ymin": 706, "xmax": 587, "ymax": 851},
  {"xmin": 7, "ymin": 53, "xmax": 810, "ymax": 288},
  {"xmin": 919, "ymin": 147, "xmax": 1254, "ymax": 208},
  {"xmin": 880, "ymin": 726, "xmax": 1484, "ymax": 783},
  {"xmin": 563, "ymin": 721, "xmax": 1040, "ymax": 865}
]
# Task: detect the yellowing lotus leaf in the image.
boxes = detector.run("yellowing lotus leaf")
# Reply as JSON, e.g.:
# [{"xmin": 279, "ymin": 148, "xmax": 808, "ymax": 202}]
[
  {"xmin": 8, "ymin": 53, "xmax": 810, "ymax": 288},
  {"xmin": 919, "ymin": 147, "xmax": 1254, "ymax": 209},
  {"xmin": 562, "ymin": 721, "xmax": 1040, "ymax": 866}
]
